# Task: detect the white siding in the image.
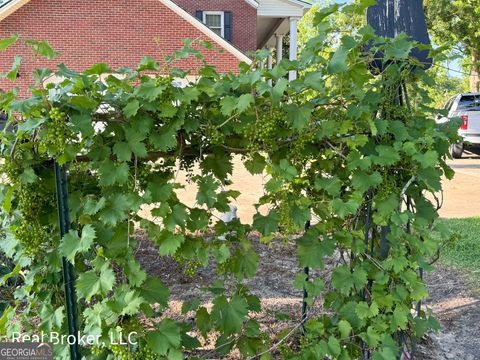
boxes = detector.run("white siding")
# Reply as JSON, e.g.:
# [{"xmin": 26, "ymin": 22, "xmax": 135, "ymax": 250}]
[{"xmin": 257, "ymin": 0, "xmax": 305, "ymax": 17}]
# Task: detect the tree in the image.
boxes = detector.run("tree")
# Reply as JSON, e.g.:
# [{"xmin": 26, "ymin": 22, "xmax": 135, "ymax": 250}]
[{"xmin": 424, "ymin": 0, "xmax": 480, "ymax": 92}]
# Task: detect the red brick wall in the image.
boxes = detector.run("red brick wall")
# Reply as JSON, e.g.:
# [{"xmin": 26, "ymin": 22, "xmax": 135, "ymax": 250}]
[
  {"xmin": 0, "ymin": 0, "xmax": 244, "ymax": 95},
  {"xmin": 173, "ymin": 0, "xmax": 257, "ymax": 53}
]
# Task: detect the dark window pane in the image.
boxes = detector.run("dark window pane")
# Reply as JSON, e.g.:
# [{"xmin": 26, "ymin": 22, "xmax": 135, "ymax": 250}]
[{"xmin": 458, "ymin": 95, "xmax": 480, "ymax": 111}]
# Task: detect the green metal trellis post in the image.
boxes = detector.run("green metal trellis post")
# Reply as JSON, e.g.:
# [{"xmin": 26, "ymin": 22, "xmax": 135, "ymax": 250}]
[
  {"xmin": 54, "ymin": 162, "xmax": 81, "ymax": 360},
  {"xmin": 301, "ymin": 221, "xmax": 310, "ymax": 334}
]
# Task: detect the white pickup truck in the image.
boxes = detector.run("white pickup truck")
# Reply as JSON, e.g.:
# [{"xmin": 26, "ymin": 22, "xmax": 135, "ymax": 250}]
[{"xmin": 439, "ymin": 93, "xmax": 480, "ymax": 158}]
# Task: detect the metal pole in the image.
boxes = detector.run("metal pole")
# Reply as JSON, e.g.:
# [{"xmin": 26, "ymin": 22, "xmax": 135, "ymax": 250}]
[
  {"xmin": 54, "ymin": 162, "xmax": 81, "ymax": 360},
  {"xmin": 301, "ymin": 221, "xmax": 311, "ymax": 334}
]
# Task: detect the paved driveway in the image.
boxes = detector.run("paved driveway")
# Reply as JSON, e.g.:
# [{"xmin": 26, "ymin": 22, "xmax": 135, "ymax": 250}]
[
  {"xmin": 140, "ymin": 155, "xmax": 480, "ymax": 223},
  {"xmin": 440, "ymin": 153, "xmax": 480, "ymax": 218}
]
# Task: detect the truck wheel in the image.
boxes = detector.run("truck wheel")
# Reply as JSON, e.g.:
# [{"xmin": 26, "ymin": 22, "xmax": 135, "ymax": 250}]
[{"xmin": 451, "ymin": 143, "xmax": 464, "ymax": 159}]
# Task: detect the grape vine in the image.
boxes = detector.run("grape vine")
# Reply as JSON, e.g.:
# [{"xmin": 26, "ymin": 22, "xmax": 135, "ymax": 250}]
[{"xmin": 0, "ymin": 2, "xmax": 461, "ymax": 360}]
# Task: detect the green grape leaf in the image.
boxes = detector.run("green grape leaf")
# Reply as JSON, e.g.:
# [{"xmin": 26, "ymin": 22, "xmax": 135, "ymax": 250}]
[
  {"xmin": 351, "ymin": 171, "xmax": 383, "ymax": 192},
  {"xmin": 3, "ymin": 55, "xmax": 21, "ymax": 81},
  {"xmin": 392, "ymin": 305, "xmax": 409, "ymax": 330},
  {"xmin": 328, "ymin": 336, "xmax": 341, "ymax": 357},
  {"xmin": 384, "ymin": 34, "xmax": 413, "ymax": 60},
  {"xmin": 25, "ymin": 39, "xmax": 58, "ymax": 59},
  {"xmin": 373, "ymin": 145, "xmax": 401, "ymax": 166},
  {"xmin": 0, "ymin": 35, "xmax": 18, "ymax": 51},
  {"xmin": 201, "ymin": 149, "xmax": 233, "ymax": 181},
  {"xmin": 120, "ymin": 291, "xmax": 145, "ymax": 316},
  {"xmin": 18, "ymin": 167, "xmax": 37, "ymax": 184},
  {"xmin": 253, "ymin": 210, "xmax": 280, "ymax": 236},
  {"xmin": 58, "ymin": 225, "xmax": 96, "ymax": 264},
  {"xmin": 314, "ymin": 176, "xmax": 342, "ymax": 197},
  {"xmin": 244, "ymin": 153, "xmax": 267, "ymax": 175},
  {"xmin": 332, "ymin": 198, "xmax": 360, "ymax": 219},
  {"xmin": 196, "ymin": 307, "xmax": 212, "ymax": 338},
  {"xmin": 328, "ymin": 45, "xmax": 348, "ymax": 74},
  {"xmin": 297, "ymin": 231, "xmax": 336, "ymax": 268},
  {"xmin": 147, "ymin": 319, "xmax": 181, "ymax": 356},
  {"xmin": 360, "ymin": 326, "xmax": 381, "ymax": 347},
  {"xmin": 220, "ymin": 96, "xmax": 236, "ymax": 116},
  {"xmin": 158, "ymin": 233, "xmax": 185, "ymax": 256},
  {"xmin": 137, "ymin": 56, "xmax": 160, "ymax": 71},
  {"xmin": 140, "ymin": 277, "xmax": 170, "ymax": 308},
  {"xmin": 76, "ymin": 265, "xmax": 115, "ymax": 301},
  {"xmin": 236, "ymin": 93, "xmax": 255, "ymax": 113},
  {"xmin": 338, "ymin": 320, "xmax": 352, "ymax": 339},
  {"xmin": 165, "ymin": 204, "xmax": 189, "ymax": 231},
  {"xmin": 211, "ymin": 295, "xmax": 248, "ymax": 335},
  {"xmin": 181, "ymin": 299, "xmax": 201, "ymax": 315},
  {"xmin": 272, "ymin": 77, "xmax": 289, "ymax": 102},
  {"xmin": 413, "ymin": 150, "xmax": 438, "ymax": 169},
  {"xmin": 196, "ymin": 176, "xmax": 219, "ymax": 208},
  {"xmin": 149, "ymin": 119, "xmax": 182, "ymax": 151},
  {"xmin": 148, "ymin": 183, "xmax": 173, "ymax": 203},
  {"xmin": 126, "ymin": 131, "xmax": 148, "ymax": 158},
  {"xmin": 123, "ymin": 99, "xmax": 140, "ymax": 118},
  {"xmin": 178, "ymin": 87, "xmax": 200, "ymax": 104},
  {"xmin": 135, "ymin": 79, "xmax": 165, "ymax": 101},
  {"xmin": 286, "ymin": 103, "xmax": 313, "ymax": 131},
  {"xmin": 112, "ymin": 142, "xmax": 132, "ymax": 162},
  {"xmin": 356, "ymin": 301, "xmax": 379, "ymax": 320},
  {"xmin": 98, "ymin": 160, "xmax": 129, "ymax": 186},
  {"xmin": 231, "ymin": 248, "xmax": 259, "ymax": 279},
  {"xmin": 332, "ymin": 266, "xmax": 368, "ymax": 295},
  {"xmin": 125, "ymin": 259, "xmax": 147, "ymax": 287}
]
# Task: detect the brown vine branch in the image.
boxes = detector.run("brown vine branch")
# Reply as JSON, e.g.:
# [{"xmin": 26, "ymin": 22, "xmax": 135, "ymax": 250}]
[
  {"xmin": 325, "ymin": 140, "xmax": 347, "ymax": 160},
  {"xmin": 246, "ymin": 317, "xmax": 309, "ymax": 360}
]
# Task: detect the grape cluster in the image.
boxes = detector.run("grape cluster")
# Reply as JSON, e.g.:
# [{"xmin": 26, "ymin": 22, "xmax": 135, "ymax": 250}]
[
  {"xmin": 12, "ymin": 220, "xmax": 48, "ymax": 256},
  {"xmin": 156, "ymin": 76, "xmax": 174, "ymax": 101},
  {"xmin": 107, "ymin": 344, "xmax": 158, "ymax": 360},
  {"xmin": 137, "ymin": 164, "xmax": 150, "ymax": 189},
  {"xmin": 18, "ymin": 185, "xmax": 53, "ymax": 218},
  {"xmin": 134, "ymin": 345, "xmax": 158, "ymax": 360},
  {"xmin": 121, "ymin": 317, "xmax": 142, "ymax": 336},
  {"xmin": 287, "ymin": 127, "xmax": 316, "ymax": 163},
  {"xmin": 42, "ymin": 107, "xmax": 72, "ymax": 153},
  {"xmin": 130, "ymin": 162, "xmax": 153, "ymax": 191},
  {"xmin": 90, "ymin": 345, "xmax": 104, "ymax": 356},
  {"xmin": 1, "ymin": 158, "xmax": 21, "ymax": 183},
  {"xmin": 172, "ymin": 254, "xmax": 201, "ymax": 278},
  {"xmin": 242, "ymin": 109, "xmax": 286, "ymax": 150},
  {"xmin": 108, "ymin": 344, "xmax": 134, "ymax": 360}
]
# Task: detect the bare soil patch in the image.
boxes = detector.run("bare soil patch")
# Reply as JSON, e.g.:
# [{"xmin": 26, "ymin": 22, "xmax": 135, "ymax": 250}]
[
  {"xmin": 417, "ymin": 266, "xmax": 480, "ymax": 360},
  {"xmin": 135, "ymin": 231, "xmax": 480, "ymax": 359}
]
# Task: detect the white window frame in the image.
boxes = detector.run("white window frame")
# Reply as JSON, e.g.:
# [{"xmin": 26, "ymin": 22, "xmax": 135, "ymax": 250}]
[{"xmin": 203, "ymin": 11, "xmax": 225, "ymax": 38}]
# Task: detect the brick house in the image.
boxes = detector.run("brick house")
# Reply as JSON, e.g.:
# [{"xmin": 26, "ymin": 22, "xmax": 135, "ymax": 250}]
[{"xmin": 0, "ymin": 0, "xmax": 311, "ymax": 94}]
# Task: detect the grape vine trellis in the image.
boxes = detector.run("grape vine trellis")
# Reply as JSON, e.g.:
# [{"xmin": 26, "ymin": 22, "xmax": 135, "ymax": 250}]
[{"xmin": 0, "ymin": 3, "xmax": 461, "ymax": 360}]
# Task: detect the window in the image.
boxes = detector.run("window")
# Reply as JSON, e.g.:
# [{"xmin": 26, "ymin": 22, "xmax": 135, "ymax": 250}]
[
  {"xmin": 458, "ymin": 95, "xmax": 480, "ymax": 111},
  {"xmin": 203, "ymin": 11, "xmax": 224, "ymax": 37}
]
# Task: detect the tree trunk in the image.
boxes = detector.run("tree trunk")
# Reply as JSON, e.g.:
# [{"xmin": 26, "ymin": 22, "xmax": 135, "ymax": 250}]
[{"xmin": 470, "ymin": 50, "xmax": 480, "ymax": 93}]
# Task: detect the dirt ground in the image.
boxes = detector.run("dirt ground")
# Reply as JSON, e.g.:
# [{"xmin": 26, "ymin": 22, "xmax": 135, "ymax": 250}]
[
  {"xmin": 135, "ymin": 232, "xmax": 480, "ymax": 359},
  {"xmin": 417, "ymin": 267, "xmax": 480, "ymax": 360}
]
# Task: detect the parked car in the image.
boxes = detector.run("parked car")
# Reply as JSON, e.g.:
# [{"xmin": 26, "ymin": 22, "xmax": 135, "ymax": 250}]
[{"xmin": 438, "ymin": 93, "xmax": 480, "ymax": 158}]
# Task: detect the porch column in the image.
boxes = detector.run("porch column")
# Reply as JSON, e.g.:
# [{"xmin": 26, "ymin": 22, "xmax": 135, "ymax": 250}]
[
  {"xmin": 267, "ymin": 51, "xmax": 273, "ymax": 86},
  {"xmin": 289, "ymin": 17, "xmax": 300, "ymax": 81},
  {"xmin": 275, "ymin": 34, "xmax": 283, "ymax": 64}
]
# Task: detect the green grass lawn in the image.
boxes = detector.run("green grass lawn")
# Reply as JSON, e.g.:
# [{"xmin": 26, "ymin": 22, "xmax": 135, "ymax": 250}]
[{"xmin": 436, "ymin": 218, "xmax": 480, "ymax": 284}]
